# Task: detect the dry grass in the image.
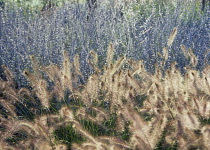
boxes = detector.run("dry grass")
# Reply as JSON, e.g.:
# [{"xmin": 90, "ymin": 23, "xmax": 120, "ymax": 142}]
[{"xmin": 0, "ymin": 31, "xmax": 210, "ymax": 149}]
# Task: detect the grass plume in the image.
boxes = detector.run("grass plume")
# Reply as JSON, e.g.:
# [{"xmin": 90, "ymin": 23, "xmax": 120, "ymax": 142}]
[
  {"xmin": 0, "ymin": 32, "xmax": 210, "ymax": 150},
  {"xmin": 167, "ymin": 27, "xmax": 178, "ymax": 47}
]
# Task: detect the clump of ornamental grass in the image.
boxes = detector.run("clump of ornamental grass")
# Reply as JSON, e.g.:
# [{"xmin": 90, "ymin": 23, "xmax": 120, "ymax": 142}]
[{"xmin": 0, "ymin": 29, "xmax": 210, "ymax": 149}]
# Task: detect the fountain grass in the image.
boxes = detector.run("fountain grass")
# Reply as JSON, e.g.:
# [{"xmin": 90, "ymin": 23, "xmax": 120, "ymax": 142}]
[
  {"xmin": 0, "ymin": 0, "xmax": 209, "ymax": 149},
  {"xmin": 0, "ymin": 37, "xmax": 210, "ymax": 149}
]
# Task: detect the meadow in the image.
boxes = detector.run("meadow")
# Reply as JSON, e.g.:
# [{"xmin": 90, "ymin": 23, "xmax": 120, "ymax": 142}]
[{"xmin": 0, "ymin": 0, "xmax": 209, "ymax": 149}]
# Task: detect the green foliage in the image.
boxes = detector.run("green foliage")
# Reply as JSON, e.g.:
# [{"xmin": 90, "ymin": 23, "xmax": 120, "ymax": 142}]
[
  {"xmin": 121, "ymin": 96, "xmax": 128, "ymax": 104},
  {"xmin": 130, "ymin": 0, "xmax": 206, "ymax": 27},
  {"xmin": 101, "ymin": 113, "xmax": 118, "ymax": 136},
  {"xmin": 199, "ymin": 116, "xmax": 210, "ymax": 125},
  {"xmin": 135, "ymin": 94, "xmax": 147, "ymax": 108},
  {"xmin": 121, "ymin": 121, "xmax": 131, "ymax": 142},
  {"xmin": 155, "ymin": 127, "xmax": 179, "ymax": 150},
  {"xmin": 54, "ymin": 124, "xmax": 85, "ymax": 149},
  {"xmin": 80, "ymin": 119, "xmax": 106, "ymax": 136},
  {"xmin": 70, "ymin": 95, "xmax": 84, "ymax": 106},
  {"xmin": 15, "ymin": 102, "xmax": 35, "ymax": 121},
  {"xmin": 98, "ymin": 90, "xmax": 111, "ymax": 110},
  {"xmin": 0, "ymin": 1, "xmax": 209, "ymax": 149},
  {"xmin": 68, "ymin": 95, "xmax": 84, "ymax": 114},
  {"xmin": 79, "ymin": 113, "xmax": 118, "ymax": 138},
  {"xmin": 103, "ymin": 113, "xmax": 117, "ymax": 130},
  {"xmin": 80, "ymin": 114, "xmax": 131, "ymax": 141},
  {"xmin": 47, "ymin": 94, "xmax": 62, "ymax": 113},
  {"xmin": 34, "ymin": 94, "xmax": 62, "ymax": 115},
  {"xmin": 5, "ymin": 130, "xmax": 28, "ymax": 146},
  {"xmin": 86, "ymin": 107, "xmax": 97, "ymax": 117},
  {"xmin": 3, "ymin": 0, "xmax": 63, "ymax": 10},
  {"xmin": 140, "ymin": 112, "xmax": 154, "ymax": 121},
  {"xmin": 130, "ymin": 0, "xmax": 176, "ymax": 19}
]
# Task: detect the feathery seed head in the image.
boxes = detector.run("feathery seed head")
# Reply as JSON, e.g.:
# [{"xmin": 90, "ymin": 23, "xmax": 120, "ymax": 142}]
[{"xmin": 167, "ymin": 27, "xmax": 178, "ymax": 47}]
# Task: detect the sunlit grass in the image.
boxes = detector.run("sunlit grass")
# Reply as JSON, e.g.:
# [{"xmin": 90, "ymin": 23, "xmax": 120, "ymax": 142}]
[
  {"xmin": 0, "ymin": 36, "xmax": 210, "ymax": 149},
  {"xmin": 0, "ymin": 0, "xmax": 209, "ymax": 149}
]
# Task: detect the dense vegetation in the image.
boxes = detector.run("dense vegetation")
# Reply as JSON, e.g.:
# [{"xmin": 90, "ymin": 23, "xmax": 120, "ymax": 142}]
[{"xmin": 0, "ymin": 0, "xmax": 209, "ymax": 149}]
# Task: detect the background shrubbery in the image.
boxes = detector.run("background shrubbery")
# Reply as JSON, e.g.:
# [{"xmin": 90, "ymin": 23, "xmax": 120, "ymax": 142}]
[
  {"xmin": 0, "ymin": 0, "xmax": 209, "ymax": 149},
  {"xmin": 0, "ymin": 0, "xmax": 209, "ymax": 87}
]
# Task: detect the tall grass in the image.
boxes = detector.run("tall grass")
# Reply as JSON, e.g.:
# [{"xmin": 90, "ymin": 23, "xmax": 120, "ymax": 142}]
[
  {"xmin": 0, "ymin": 40, "xmax": 210, "ymax": 149},
  {"xmin": 0, "ymin": 0, "xmax": 210, "ymax": 149}
]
